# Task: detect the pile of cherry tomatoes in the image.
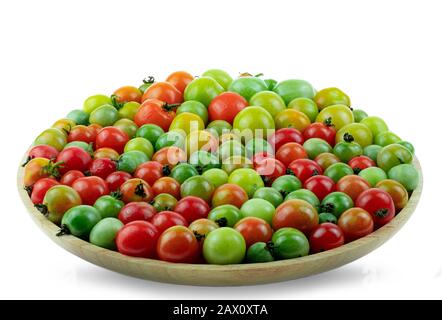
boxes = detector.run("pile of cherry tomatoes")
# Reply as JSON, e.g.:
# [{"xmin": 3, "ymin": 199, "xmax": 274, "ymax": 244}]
[{"xmin": 22, "ymin": 69, "xmax": 419, "ymax": 264}]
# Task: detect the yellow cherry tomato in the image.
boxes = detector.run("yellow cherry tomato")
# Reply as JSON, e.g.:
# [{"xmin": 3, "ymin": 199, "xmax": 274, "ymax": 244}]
[
  {"xmin": 336, "ymin": 123, "xmax": 373, "ymax": 147},
  {"xmin": 316, "ymin": 104, "xmax": 354, "ymax": 130},
  {"xmin": 169, "ymin": 112, "xmax": 204, "ymax": 135},
  {"xmin": 274, "ymin": 109, "xmax": 311, "ymax": 132}
]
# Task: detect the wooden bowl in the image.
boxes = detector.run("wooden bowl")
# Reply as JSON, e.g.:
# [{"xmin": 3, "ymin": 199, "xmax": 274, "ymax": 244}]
[{"xmin": 17, "ymin": 155, "xmax": 422, "ymax": 286}]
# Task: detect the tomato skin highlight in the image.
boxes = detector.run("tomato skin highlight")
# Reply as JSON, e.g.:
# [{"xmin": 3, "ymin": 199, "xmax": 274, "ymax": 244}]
[{"xmin": 116, "ymin": 221, "xmax": 159, "ymax": 258}]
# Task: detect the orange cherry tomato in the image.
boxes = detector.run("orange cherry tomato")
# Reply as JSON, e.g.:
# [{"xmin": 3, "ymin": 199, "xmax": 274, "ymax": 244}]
[
  {"xmin": 338, "ymin": 207, "xmax": 374, "ymax": 242},
  {"xmin": 211, "ymin": 183, "xmax": 249, "ymax": 208},
  {"xmin": 141, "ymin": 82, "xmax": 183, "ymax": 104},
  {"xmin": 375, "ymin": 179, "xmax": 409, "ymax": 211},
  {"xmin": 272, "ymin": 199, "xmax": 319, "ymax": 235},
  {"xmin": 166, "ymin": 71, "xmax": 194, "ymax": 93},
  {"xmin": 336, "ymin": 175, "xmax": 370, "ymax": 202},
  {"xmin": 93, "ymin": 147, "xmax": 120, "ymax": 160},
  {"xmin": 152, "ymin": 146, "xmax": 187, "ymax": 168},
  {"xmin": 24, "ymin": 158, "xmax": 60, "ymax": 187},
  {"xmin": 113, "ymin": 85, "xmax": 142, "ymax": 103},
  {"xmin": 120, "ymin": 178, "xmax": 154, "ymax": 203},
  {"xmin": 152, "ymin": 177, "xmax": 181, "ymax": 199},
  {"xmin": 234, "ymin": 217, "xmax": 273, "ymax": 247},
  {"xmin": 134, "ymin": 98, "xmax": 176, "ymax": 131}
]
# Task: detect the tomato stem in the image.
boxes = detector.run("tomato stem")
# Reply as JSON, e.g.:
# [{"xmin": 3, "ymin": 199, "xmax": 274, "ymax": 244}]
[
  {"xmin": 34, "ymin": 204, "xmax": 48, "ymax": 216},
  {"xmin": 323, "ymin": 117, "xmax": 334, "ymax": 127},
  {"xmin": 21, "ymin": 155, "xmax": 34, "ymax": 167},
  {"xmin": 162, "ymin": 103, "xmax": 181, "ymax": 111},
  {"xmin": 134, "ymin": 182, "xmax": 147, "ymax": 198},
  {"xmin": 343, "ymin": 132, "xmax": 355, "ymax": 143},
  {"xmin": 320, "ymin": 202, "xmax": 335, "ymax": 213},
  {"xmin": 110, "ymin": 94, "xmax": 125, "ymax": 110},
  {"xmin": 375, "ymin": 208, "xmax": 389, "ymax": 218},
  {"xmin": 24, "ymin": 185, "xmax": 33, "ymax": 197},
  {"xmin": 110, "ymin": 191, "xmax": 122, "ymax": 200},
  {"xmin": 142, "ymin": 76, "xmax": 155, "ymax": 84},
  {"xmin": 215, "ymin": 217, "xmax": 228, "ymax": 227},
  {"xmin": 162, "ymin": 165, "xmax": 171, "ymax": 176},
  {"xmin": 193, "ymin": 231, "xmax": 205, "ymax": 242},
  {"xmin": 353, "ymin": 167, "xmax": 362, "ymax": 174},
  {"xmin": 41, "ymin": 160, "xmax": 63, "ymax": 179},
  {"xmin": 56, "ymin": 224, "xmax": 70, "ymax": 237}
]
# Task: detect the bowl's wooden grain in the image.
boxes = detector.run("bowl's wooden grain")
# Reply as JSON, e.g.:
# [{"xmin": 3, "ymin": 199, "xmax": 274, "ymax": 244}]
[{"xmin": 17, "ymin": 155, "xmax": 422, "ymax": 286}]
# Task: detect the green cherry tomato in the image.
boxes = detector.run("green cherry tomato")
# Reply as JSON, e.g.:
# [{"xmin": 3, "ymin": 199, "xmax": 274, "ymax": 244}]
[
  {"xmin": 388, "ymin": 164, "xmax": 419, "ymax": 191},
  {"xmin": 124, "ymin": 137, "xmax": 154, "ymax": 159},
  {"xmin": 264, "ymin": 79, "xmax": 277, "ymax": 91},
  {"xmin": 202, "ymin": 168, "xmax": 229, "ymax": 188},
  {"xmin": 34, "ymin": 128, "xmax": 67, "ymax": 151},
  {"xmin": 89, "ymin": 217, "xmax": 123, "ymax": 250},
  {"xmin": 249, "ymin": 91, "xmax": 286, "ymax": 118},
  {"xmin": 324, "ymin": 162, "xmax": 354, "ymax": 183},
  {"xmin": 180, "ymin": 175, "xmax": 215, "ymax": 202},
  {"xmin": 358, "ymin": 167, "xmax": 387, "ymax": 187},
  {"xmin": 170, "ymin": 163, "xmax": 199, "ymax": 184},
  {"xmin": 67, "ymin": 109, "xmax": 89, "ymax": 125},
  {"xmin": 377, "ymin": 144, "xmax": 413, "ymax": 172},
  {"xmin": 218, "ymin": 140, "xmax": 245, "ymax": 160},
  {"xmin": 118, "ymin": 101, "xmax": 140, "ymax": 120},
  {"xmin": 117, "ymin": 150, "xmax": 149, "ymax": 174},
  {"xmin": 318, "ymin": 212, "xmax": 337, "ymax": 224},
  {"xmin": 233, "ymin": 106, "xmax": 275, "ymax": 138},
  {"xmin": 228, "ymin": 168, "xmax": 265, "ymax": 198},
  {"xmin": 228, "ymin": 77, "xmax": 268, "ymax": 101},
  {"xmin": 203, "ymin": 227, "xmax": 246, "ymax": 264},
  {"xmin": 397, "ymin": 141, "xmax": 415, "ymax": 154},
  {"xmin": 177, "ymin": 100, "xmax": 209, "ymax": 125},
  {"xmin": 93, "ymin": 195, "xmax": 124, "ymax": 219},
  {"xmin": 287, "ymin": 97, "xmax": 319, "ymax": 122},
  {"xmin": 360, "ymin": 116, "xmax": 388, "ymax": 137},
  {"xmin": 245, "ymin": 138, "xmax": 273, "ymax": 158},
  {"xmin": 374, "ymin": 131, "xmax": 401, "ymax": 147},
  {"xmin": 60, "ymin": 205, "xmax": 101, "ymax": 239},
  {"xmin": 273, "ymin": 79, "xmax": 315, "ymax": 105},
  {"xmin": 114, "ymin": 118, "xmax": 138, "ymax": 138},
  {"xmin": 89, "ymin": 105, "xmax": 119, "ymax": 126},
  {"xmin": 65, "ymin": 141, "xmax": 93, "ymax": 154},
  {"xmin": 316, "ymin": 105, "xmax": 354, "ymax": 130},
  {"xmin": 206, "ymin": 120, "xmax": 232, "ymax": 137},
  {"xmin": 333, "ymin": 141, "xmax": 363, "ymax": 163},
  {"xmin": 152, "ymin": 193, "xmax": 177, "ymax": 212},
  {"xmin": 303, "ymin": 138, "xmax": 332, "ymax": 159},
  {"xmin": 201, "ymin": 69, "xmax": 233, "ymax": 90},
  {"xmin": 208, "ymin": 204, "xmax": 243, "ymax": 227},
  {"xmin": 336, "ymin": 123, "xmax": 373, "ymax": 147},
  {"xmin": 136, "ymin": 124, "xmax": 164, "ymax": 146},
  {"xmin": 363, "ymin": 145, "xmax": 382, "ymax": 163},
  {"xmin": 155, "ymin": 131, "xmax": 185, "ymax": 151},
  {"xmin": 352, "ymin": 109, "xmax": 368, "ymax": 122},
  {"xmin": 83, "ymin": 94, "xmax": 112, "ymax": 114},
  {"xmin": 321, "ymin": 192, "xmax": 354, "ymax": 218},
  {"xmin": 221, "ymin": 155, "xmax": 253, "ymax": 175},
  {"xmin": 184, "ymin": 76, "xmax": 225, "ymax": 107},
  {"xmin": 240, "ymin": 199, "xmax": 275, "ymax": 225},
  {"xmin": 272, "ymin": 227, "xmax": 310, "ymax": 259},
  {"xmin": 253, "ymin": 187, "xmax": 284, "ymax": 208},
  {"xmin": 272, "ymin": 175, "xmax": 302, "ymax": 197},
  {"xmin": 284, "ymin": 189, "xmax": 320, "ymax": 211},
  {"xmin": 314, "ymin": 87, "xmax": 351, "ymax": 110},
  {"xmin": 189, "ymin": 150, "xmax": 220, "ymax": 172},
  {"xmin": 246, "ymin": 242, "xmax": 275, "ymax": 263}
]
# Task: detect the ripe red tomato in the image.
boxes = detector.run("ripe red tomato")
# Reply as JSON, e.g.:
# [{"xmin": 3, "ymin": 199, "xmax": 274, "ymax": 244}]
[
  {"xmin": 174, "ymin": 196, "xmax": 210, "ymax": 223},
  {"xmin": 89, "ymin": 158, "xmax": 116, "ymax": 179},
  {"xmin": 336, "ymin": 175, "xmax": 370, "ymax": 202},
  {"xmin": 68, "ymin": 125, "xmax": 95, "ymax": 144},
  {"xmin": 141, "ymin": 82, "xmax": 183, "ymax": 104},
  {"xmin": 254, "ymin": 158, "xmax": 286, "ymax": 185},
  {"xmin": 105, "ymin": 171, "xmax": 132, "ymax": 192},
  {"xmin": 234, "ymin": 217, "xmax": 273, "ymax": 247},
  {"xmin": 150, "ymin": 211, "xmax": 188, "ymax": 234},
  {"xmin": 166, "ymin": 71, "xmax": 194, "ymax": 93},
  {"xmin": 116, "ymin": 221, "xmax": 159, "ymax": 258},
  {"xmin": 303, "ymin": 122, "xmax": 336, "ymax": 146},
  {"xmin": 152, "ymin": 177, "xmax": 181, "ymax": 199},
  {"xmin": 119, "ymin": 178, "xmax": 154, "ymax": 203},
  {"xmin": 134, "ymin": 161, "xmax": 166, "ymax": 186},
  {"xmin": 356, "ymin": 188, "xmax": 395, "ymax": 228},
  {"xmin": 211, "ymin": 183, "xmax": 249, "ymax": 208},
  {"xmin": 87, "ymin": 124, "xmax": 102, "ymax": 138},
  {"xmin": 113, "ymin": 85, "xmax": 142, "ymax": 103},
  {"xmin": 60, "ymin": 170, "xmax": 85, "ymax": 186},
  {"xmin": 157, "ymin": 226, "xmax": 199, "ymax": 263},
  {"xmin": 348, "ymin": 156, "xmax": 376, "ymax": 173},
  {"xmin": 56, "ymin": 146, "xmax": 92, "ymax": 175},
  {"xmin": 118, "ymin": 202, "xmax": 157, "ymax": 224},
  {"xmin": 208, "ymin": 92, "xmax": 248, "ymax": 124},
  {"xmin": 309, "ymin": 223, "xmax": 345, "ymax": 253},
  {"xmin": 134, "ymin": 99, "xmax": 176, "ymax": 131},
  {"xmin": 95, "ymin": 127, "xmax": 129, "ymax": 154},
  {"xmin": 272, "ymin": 199, "xmax": 319, "ymax": 235},
  {"xmin": 268, "ymin": 128, "xmax": 304, "ymax": 151},
  {"xmin": 304, "ymin": 175, "xmax": 336, "ymax": 201},
  {"xmin": 28, "ymin": 145, "xmax": 59, "ymax": 160},
  {"xmin": 152, "ymin": 146, "xmax": 187, "ymax": 168},
  {"xmin": 287, "ymin": 158, "xmax": 323, "ymax": 183},
  {"xmin": 31, "ymin": 178, "xmax": 59, "ymax": 204},
  {"xmin": 252, "ymin": 151, "xmax": 274, "ymax": 166},
  {"xmin": 338, "ymin": 207, "xmax": 374, "ymax": 242},
  {"xmin": 72, "ymin": 176, "xmax": 109, "ymax": 205},
  {"xmin": 276, "ymin": 142, "xmax": 308, "ymax": 167}
]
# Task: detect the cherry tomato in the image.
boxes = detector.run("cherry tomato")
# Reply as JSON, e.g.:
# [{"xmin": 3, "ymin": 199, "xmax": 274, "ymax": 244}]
[
  {"xmin": 316, "ymin": 105, "xmax": 354, "ymax": 130},
  {"xmin": 203, "ymin": 227, "xmax": 246, "ymax": 264},
  {"xmin": 252, "ymin": 151, "xmax": 274, "ymax": 166},
  {"xmin": 151, "ymin": 193, "xmax": 177, "ymax": 212},
  {"xmin": 336, "ymin": 175, "xmax": 370, "ymax": 202},
  {"xmin": 228, "ymin": 76, "xmax": 267, "ymax": 101},
  {"xmin": 170, "ymin": 163, "xmax": 199, "ymax": 184},
  {"xmin": 116, "ymin": 221, "xmax": 159, "ymax": 258},
  {"xmin": 42, "ymin": 185, "xmax": 82, "ymax": 224},
  {"xmin": 134, "ymin": 98, "xmax": 176, "ymax": 131},
  {"xmin": 358, "ymin": 167, "xmax": 387, "ymax": 187},
  {"xmin": 303, "ymin": 121, "xmax": 336, "ymax": 146},
  {"xmin": 34, "ymin": 128, "xmax": 67, "ymax": 151},
  {"xmin": 118, "ymin": 202, "xmax": 157, "ymax": 224},
  {"xmin": 284, "ymin": 189, "xmax": 320, "ymax": 211},
  {"xmin": 271, "ymin": 227, "xmax": 310, "ymax": 259},
  {"xmin": 119, "ymin": 178, "xmax": 154, "ymax": 203},
  {"xmin": 72, "ymin": 176, "xmax": 109, "ymax": 205},
  {"xmin": 388, "ymin": 164, "xmax": 419, "ymax": 192},
  {"xmin": 348, "ymin": 155, "xmax": 376, "ymax": 174},
  {"xmin": 60, "ymin": 205, "xmax": 101, "ymax": 238},
  {"xmin": 274, "ymin": 109, "xmax": 311, "ymax": 132},
  {"xmin": 152, "ymin": 177, "xmax": 181, "ymax": 198},
  {"xmin": 88, "ymin": 123, "xmax": 102, "ymax": 137},
  {"xmin": 166, "ymin": 71, "xmax": 194, "ymax": 93},
  {"xmin": 211, "ymin": 183, "xmax": 248, "ymax": 208},
  {"xmin": 208, "ymin": 204, "xmax": 243, "ymax": 227},
  {"xmin": 151, "ymin": 210, "xmax": 188, "ymax": 234},
  {"xmin": 174, "ymin": 196, "xmax": 210, "ymax": 223},
  {"xmin": 228, "ymin": 168, "xmax": 265, "ymax": 198},
  {"xmin": 377, "ymin": 144, "xmax": 413, "ymax": 172},
  {"xmin": 336, "ymin": 123, "xmax": 373, "ymax": 147},
  {"xmin": 180, "ymin": 176, "xmax": 214, "ymax": 203},
  {"xmin": 338, "ymin": 207, "xmax": 374, "ymax": 242},
  {"xmin": 309, "ymin": 223, "xmax": 345, "ymax": 253},
  {"xmin": 68, "ymin": 125, "xmax": 95, "ymax": 144},
  {"xmin": 272, "ymin": 199, "xmax": 319, "ymax": 234},
  {"xmin": 303, "ymin": 138, "xmax": 332, "ymax": 159},
  {"xmin": 113, "ymin": 86, "xmax": 142, "ymax": 103},
  {"xmin": 273, "ymin": 79, "xmax": 315, "ymax": 104},
  {"xmin": 208, "ymin": 92, "xmax": 248, "ymax": 124},
  {"xmin": 267, "ymin": 128, "xmax": 304, "ymax": 151},
  {"xmin": 232, "ymin": 106, "xmax": 275, "ymax": 138},
  {"xmin": 24, "ymin": 158, "xmax": 60, "ymax": 187},
  {"xmin": 360, "ymin": 116, "xmax": 388, "ymax": 138},
  {"xmin": 105, "ymin": 171, "xmax": 132, "ymax": 192},
  {"xmin": 234, "ymin": 217, "xmax": 273, "ymax": 247},
  {"xmin": 141, "ymin": 82, "xmax": 182, "ymax": 104},
  {"xmin": 152, "ymin": 146, "xmax": 187, "ymax": 168},
  {"xmin": 176, "ymin": 101, "xmax": 208, "ymax": 125},
  {"xmin": 93, "ymin": 195, "xmax": 124, "ymax": 219},
  {"xmin": 249, "ymin": 91, "xmax": 285, "ymax": 118},
  {"xmin": 201, "ymin": 69, "xmax": 233, "ymax": 90},
  {"xmin": 314, "ymin": 87, "xmax": 351, "ymax": 110},
  {"xmin": 56, "ymin": 147, "xmax": 92, "ymax": 175},
  {"xmin": 189, "ymin": 218, "xmax": 219, "ymax": 243},
  {"xmin": 271, "ymin": 175, "xmax": 302, "ymax": 197},
  {"xmin": 275, "ymin": 142, "xmax": 308, "ymax": 167},
  {"xmin": 52, "ymin": 118, "xmax": 76, "ymax": 135},
  {"xmin": 184, "ymin": 76, "xmax": 225, "ymax": 107},
  {"xmin": 27, "ymin": 145, "xmax": 59, "ymax": 161},
  {"xmin": 287, "ymin": 97, "xmax": 318, "ymax": 122},
  {"xmin": 324, "ymin": 162, "xmax": 353, "ymax": 183},
  {"xmin": 31, "ymin": 178, "xmax": 59, "ymax": 204},
  {"xmin": 89, "ymin": 158, "xmax": 117, "ymax": 179},
  {"xmin": 93, "ymin": 147, "xmax": 120, "ymax": 161},
  {"xmin": 356, "ymin": 188, "xmax": 395, "ymax": 228},
  {"xmin": 375, "ymin": 179, "xmax": 409, "ymax": 211},
  {"xmin": 246, "ymin": 242, "xmax": 275, "ymax": 263},
  {"xmin": 287, "ymin": 158, "xmax": 323, "ymax": 183},
  {"xmin": 89, "ymin": 217, "xmax": 124, "ymax": 250},
  {"xmin": 157, "ymin": 226, "xmax": 199, "ymax": 263},
  {"xmin": 60, "ymin": 170, "xmax": 85, "ymax": 186},
  {"xmin": 320, "ymin": 191, "xmax": 354, "ymax": 218},
  {"xmin": 95, "ymin": 127, "xmax": 129, "ymax": 154},
  {"xmin": 133, "ymin": 161, "xmax": 166, "ymax": 186},
  {"xmin": 314, "ymin": 152, "xmax": 341, "ymax": 170},
  {"xmin": 304, "ymin": 175, "xmax": 336, "ymax": 201},
  {"xmin": 255, "ymin": 158, "xmax": 286, "ymax": 185}
]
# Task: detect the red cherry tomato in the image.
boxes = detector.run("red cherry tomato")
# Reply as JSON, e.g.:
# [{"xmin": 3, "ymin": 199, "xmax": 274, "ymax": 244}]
[
  {"xmin": 152, "ymin": 146, "xmax": 187, "ymax": 168},
  {"xmin": 113, "ymin": 86, "xmax": 142, "ymax": 103},
  {"xmin": 116, "ymin": 221, "xmax": 159, "ymax": 258},
  {"xmin": 254, "ymin": 158, "xmax": 286, "ymax": 185},
  {"xmin": 211, "ymin": 183, "xmax": 249, "ymax": 208},
  {"xmin": 119, "ymin": 178, "xmax": 154, "ymax": 203},
  {"xmin": 338, "ymin": 207, "xmax": 374, "ymax": 242},
  {"xmin": 87, "ymin": 124, "xmax": 102, "ymax": 138},
  {"xmin": 303, "ymin": 122, "xmax": 336, "ymax": 146},
  {"xmin": 157, "ymin": 226, "xmax": 199, "ymax": 263},
  {"xmin": 105, "ymin": 171, "xmax": 132, "ymax": 192},
  {"xmin": 56, "ymin": 146, "xmax": 92, "ymax": 175},
  {"xmin": 72, "ymin": 176, "xmax": 109, "ymax": 205},
  {"xmin": 95, "ymin": 127, "xmax": 129, "ymax": 154},
  {"xmin": 166, "ymin": 71, "xmax": 194, "ymax": 93},
  {"xmin": 287, "ymin": 158, "xmax": 323, "ymax": 183},
  {"xmin": 141, "ymin": 82, "xmax": 182, "ymax": 104},
  {"xmin": 348, "ymin": 156, "xmax": 376, "ymax": 173},
  {"xmin": 68, "ymin": 125, "xmax": 95, "ymax": 144},
  {"xmin": 174, "ymin": 196, "xmax": 210, "ymax": 223},
  {"xmin": 234, "ymin": 217, "xmax": 273, "ymax": 247},
  {"xmin": 268, "ymin": 128, "xmax": 304, "ymax": 151},
  {"xmin": 28, "ymin": 145, "xmax": 59, "ymax": 160},
  {"xmin": 208, "ymin": 92, "xmax": 248, "ymax": 124},
  {"xmin": 304, "ymin": 175, "xmax": 336, "ymax": 201},
  {"xmin": 252, "ymin": 151, "xmax": 274, "ymax": 166},
  {"xmin": 272, "ymin": 199, "xmax": 319, "ymax": 235},
  {"xmin": 118, "ymin": 202, "xmax": 157, "ymax": 224},
  {"xmin": 336, "ymin": 175, "xmax": 371, "ymax": 202},
  {"xmin": 30, "ymin": 178, "xmax": 59, "ymax": 204},
  {"xmin": 60, "ymin": 170, "xmax": 85, "ymax": 186},
  {"xmin": 276, "ymin": 142, "xmax": 308, "ymax": 167},
  {"xmin": 150, "ymin": 211, "xmax": 188, "ymax": 234},
  {"xmin": 134, "ymin": 161, "xmax": 166, "ymax": 186},
  {"xmin": 134, "ymin": 98, "xmax": 176, "ymax": 132},
  {"xmin": 356, "ymin": 188, "xmax": 395, "ymax": 228},
  {"xmin": 309, "ymin": 223, "xmax": 345, "ymax": 253},
  {"xmin": 152, "ymin": 177, "xmax": 181, "ymax": 199},
  {"xmin": 89, "ymin": 158, "xmax": 117, "ymax": 179}
]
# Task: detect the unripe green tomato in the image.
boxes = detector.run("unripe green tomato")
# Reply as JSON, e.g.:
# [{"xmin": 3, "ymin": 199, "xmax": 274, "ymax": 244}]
[
  {"xmin": 358, "ymin": 167, "xmax": 387, "ymax": 187},
  {"xmin": 34, "ymin": 128, "xmax": 67, "ymax": 151},
  {"xmin": 377, "ymin": 144, "xmax": 413, "ymax": 172},
  {"xmin": 249, "ymin": 91, "xmax": 286, "ymax": 118},
  {"xmin": 240, "ymin": 199, "xmax": 275, "ymax": 226},
  {"xmin": 363, "ymin": 145, "xmax": 382, "ymax": 163},
  {"xmin": 374, "ymin": 131, "xmax": 401, "ymax": 147},
  {"xmin": 177, "ymin": 100, "xmax": 209, "ymax": 125},
  {"xmin": 272, "ymin": 227, "xmax": 310, "ymax": 259},
  {"xmin": 201, "ymin": 69, "xmax": 233, "ymax": 90},
  {"xmin": 287, "ymin": 97, "xmax": 318, "ymax": 122},
  {"xmin": 184, "ymin": 77, "xmax": 225, "ymax": 107},
  {"xmin": 118, "ymin": 101, "xmax": 140, "ymax": 120},
  {"xmin": 89, "ymin": 105, "xmax": 119, "ymax": 127},
  {"xmin": 303, "ymin": 138, "xmax": 332, "ymax": 159},
  {"xmin": 245, "ymin": 138, "xmax": 273, "ymax": 159},
  {"xmin": 206, "ymin": 120, "xmax": 232, "ymax": 137},
  {"xmin": 228, "ymin": 168, "xmax": 265, "ymax": 198},
  {"xmin": 124, "ymin": 137, "xmax": 154, "ymax": 159},
  {"xmin": 189, "ymin": 150, "xmax": 220, "ymax": 172},
  {"xmin": 117, "ymin": 150, "xmax": 149, "ymax": 173},
  {"xmin": 314, "ymin": 87, "xmax": 351, "ymax": 110},
  {"xmin": 218, "ymin": 140, "xmax": 245, "ymax": 160},
  {"xmin": 83, "ymin": 94, "xmax": 112, "ymax": 114},
  {"xmin": 208, "ymin": 204, "xmax": 243, "ymax": 227},
  {"xmin": 89, "ymin": 218, "xmax": 123, "ymax": 250},
  {"xmin": 246, "ymin": 242, "xmax": 275, "ymax": 263},
  {"xmin": 155, "ymin": 131, "xmax": 185, "ymax": 151},
  {"xmin": 360, "ymin": 116, "xmax": 388, "ymax": 137},
  {"xmin": 64, "ymin": 141, "xmax": 93, "ymax": 154},
  {"xmin": 253, "ymin": 187, "xmax": 284, "ymax": 208},
  {"xmin": 336, "ymin": 123, "xmax": 373, "ymax": 147},
  {"xmin": 284, "ymin": 189, "xmax": 320, "ymax": 211},
  {"xmin": 352, "ymin": 109, "xmax": 368, "ymax": 122},
  {"xmin": 397, "ymin": 141, "xmax": 415, "ymax": 154},
  {"xmin": 61, "ymin": 205, "xmax": 101, "ymax": 239},
  {"xmin": 333, "ymin": 142, "xmax": 363, "ymax": 163},
  {"xmin": 316, "ymin": 105, "xmax": 354, "ymax": 130},
  {"xmin": 273, "ymin": 79, "xmax": 315, "ymax": 105},
  {"xmin": 324, "ymin": 163, "xmax": 354, "ymax": 183},
  {"xmin": 202, "ymin": 168, "xmax": 229, "ymax": 188},
  {"xmin": 170, "ymin": 163, "xmax": 199, "ymax": 184},
  {"xmin": 136, "ymin": 124, "xmax": 164, "ymax": 146},
  {"xmin": 228, "ymin": 77, "xmax": 268, "ymax": 101},
  {"xmin": 114, "ymin": 118, "xmax": 138, "ymax": 138},
  {"xmin": 321, "ymin": 192, "xmax": 354, "ymax": 218},
  {"xmin": 387, "ymin": 164, "xmax": 419, "ymax": 191},
  {"xmin": 180, "ymin": 175, "xmax": 215, "ymax": 202},
  {"xmin": 318, "ymin": 212, "xmax": 337, "ymax": 224},
  {"xmin": 221, "ymin": 155, "xmax": 253, "ymax": 175},
  {"xmin": 233, "ymin": 106, "xmax": 275, "ymax": 138},
  {"xmin": 93, "ymin": 195, "xmax": 124, "ymax": 219},
  {"xmin": 67, "ymin": 109, "xmax": 89, "ymax": 125},
  {"xmin": 272, "ymin": 175, "xmax": 302, "ymax": 197},
  {"xmin": 203, "ymin": 227, "xmax": 246, "ymax": 264}
]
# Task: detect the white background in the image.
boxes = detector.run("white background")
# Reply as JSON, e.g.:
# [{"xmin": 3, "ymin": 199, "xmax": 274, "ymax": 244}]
[{"xmin": 1, "ymin": 0, "xmax": 441, "ymax": 299}]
